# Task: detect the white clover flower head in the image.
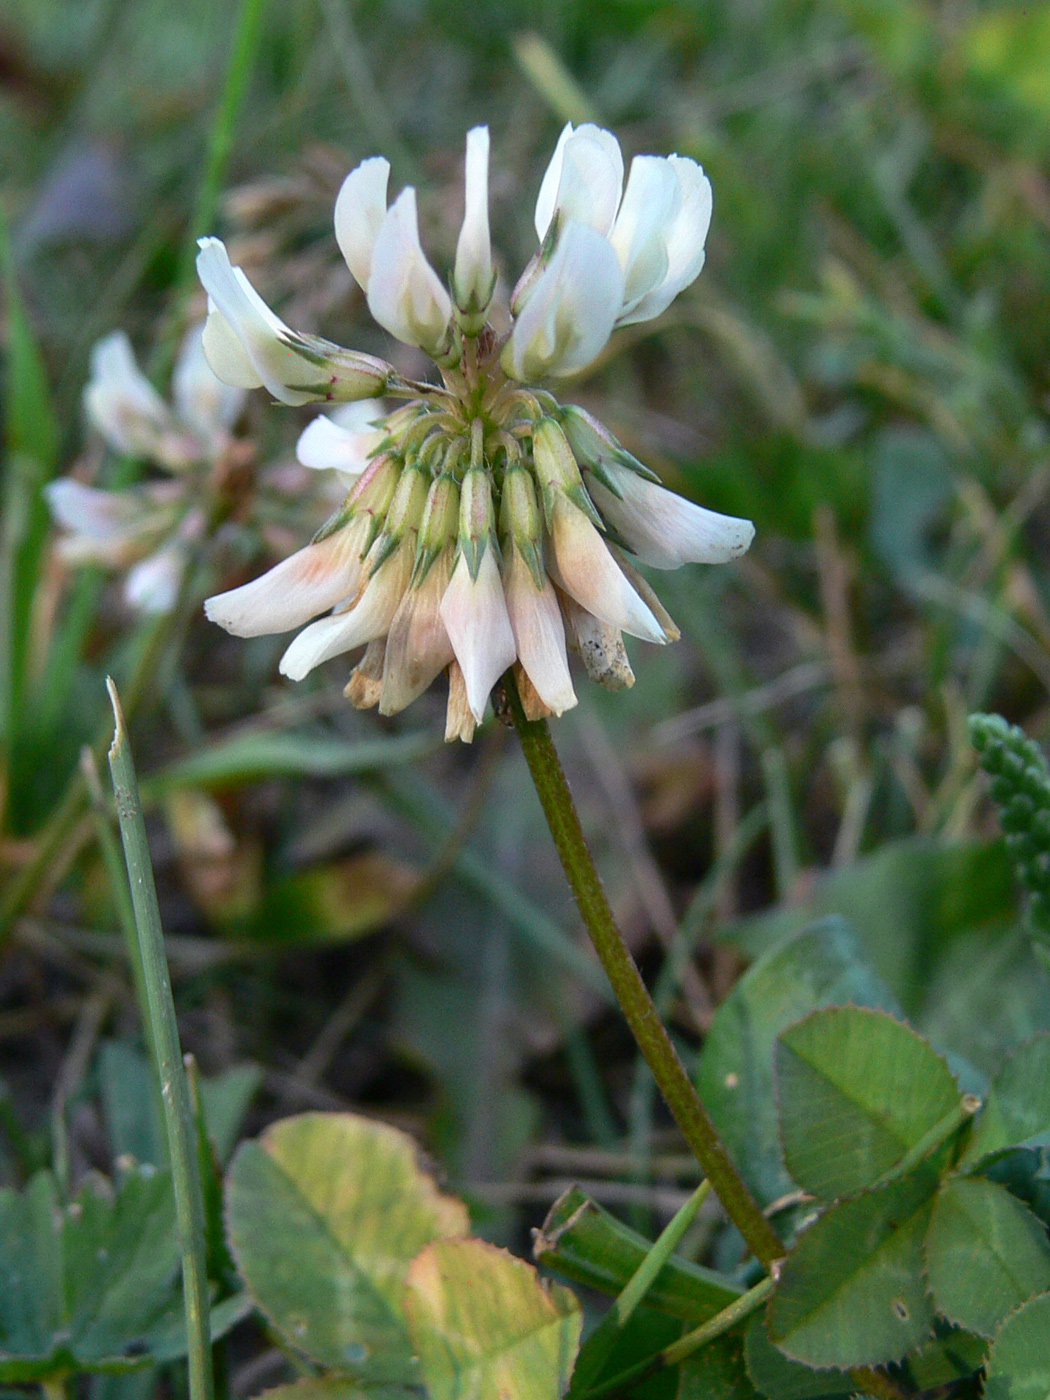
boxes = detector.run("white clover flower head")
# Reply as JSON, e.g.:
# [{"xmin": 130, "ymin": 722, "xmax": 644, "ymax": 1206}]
[
  {"xmin": 199, "ymin": 124, "xmax": 753, "ymax": 738},
  {"xmin": 47, "ymin": 324, "xmax": 247, "ymax": 614}
]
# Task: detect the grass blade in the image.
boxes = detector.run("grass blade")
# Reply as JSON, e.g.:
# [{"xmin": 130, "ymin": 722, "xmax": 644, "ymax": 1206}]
[
  {"xmin": 106, "ymin": 677, "xmax": 213, "ymax": 1400},
  {"xmin": 568, "ymin": 1179, "xmax": 712, "ymax": 1398}
]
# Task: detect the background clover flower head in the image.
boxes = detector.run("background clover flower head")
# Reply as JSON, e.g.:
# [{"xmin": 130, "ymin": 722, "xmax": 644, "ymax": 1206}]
[
  {"xmin": 198, "ymin": 124, "xmax": 750, "ymax": 740},
  {"xmin": 47, "ymin": 324, "xmax": 247, "ymax": 614}
]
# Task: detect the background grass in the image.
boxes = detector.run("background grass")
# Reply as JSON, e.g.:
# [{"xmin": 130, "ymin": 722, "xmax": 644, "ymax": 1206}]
[{"xmin": 3, "ymin": 0, "xmax": 1050, "ymax": 1385}]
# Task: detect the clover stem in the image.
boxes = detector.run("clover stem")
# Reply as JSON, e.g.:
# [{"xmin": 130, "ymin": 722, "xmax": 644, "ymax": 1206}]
[{"xmin": 506, "ymin": 677, "xmax": 784, "ymax": 1270}]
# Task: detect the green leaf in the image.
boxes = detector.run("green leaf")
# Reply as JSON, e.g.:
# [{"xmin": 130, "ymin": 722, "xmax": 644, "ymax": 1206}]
[
  {"xmin": 960, "ymin": 1035, "xmax": 1050, "ymax": 1170},
  {"xmin": 196, "ymin": 1063, "xmax": 261, "ymax": 1165},
  {"xmin": 924, "ymin": 1177, "xmax": 1050, "ymax": 1337},
  {"xmin": 695, "ymin": 919, "xmax": 898, "ymax": 1204},
  {"xmin": 596, "ymin": 1310, "xmax": 681, "ymax": 1400},
  {"xmin": 721, "ymin": 839, "xmax": 1016, "ymax": 1023},
  {"xmin": 743, "ymin": 1316, "xmax": 852, "ymax": 1400},
  {"xmin": 984, "ymin": 1292, "xmax": 1050, "ymax": 1400},
  {"xmin": 905, "ymin": 1324, "xmax": 988, "ymax": 1389},
  {"xmin": 766, "ymin": 1174, "xmax": 937, "ymax": 1368},
  {"xmin": 100, "ymin": 1040, "xmax": 259, "ymax": 1168},
  {"xmin": 775, "ymin": 1006, "xmax": 960, "ymax": 1199},
  {"xmin": 148, "ymin": 1293, "xmax": 253, "ymax": 1363},
  {"xmin": 678, "ymin": 1332, "xmax": 762, "ymax": 1400},
  {"xmin": 144, "ymin": 729, "xmax": 433, "ymax": 794},
  {"xmin": 248, "ymin": 1383, "xmax": 414, "ymax": 1400},
  {"xmin": 224, "ymin": 1112, "xmax": 468, "ymax": 1379},
  {"xmin": 533, "ymin": 1187, "xmax": 742, "ymax": 1325},
  {"xmin": 403, "ymin": 1238, "xmax": 582, "ymax": 1400},
  {"xmin": 0, "ymin": 1165, "xmax": 239, "ymax": 1381},
  {"xmin": 99, "ymin": 1042, "xmax": 164, "ymax": 1166}
]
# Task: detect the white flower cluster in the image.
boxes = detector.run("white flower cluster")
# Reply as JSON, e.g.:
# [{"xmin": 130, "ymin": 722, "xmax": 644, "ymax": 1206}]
[
  {"xmin": 46, "ymin": 328, "xmax": 245, "ymax": 613},
  {"xmin": 196, "ymin": 124, "xmax": 751, "ymax": 740}
]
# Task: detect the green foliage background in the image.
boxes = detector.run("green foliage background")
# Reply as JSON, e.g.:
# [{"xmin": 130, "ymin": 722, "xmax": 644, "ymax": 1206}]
[{"xmin": 4, "ymin": 0, "xmax": 1050, "ymax": 1390}]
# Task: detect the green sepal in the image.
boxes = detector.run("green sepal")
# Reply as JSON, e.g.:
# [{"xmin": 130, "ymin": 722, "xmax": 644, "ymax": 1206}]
[
  {"xmin": 583, "ymin": 459, "xmax": 625, "ymax": 501},
  {"xmin": 461, "ymin": 532, "xmax": 501, "ymax": 583},
  {"xmin": 613, "ymin": 446, "xmax": 662, "ymax": 483},
  {"xmin": 311, "ymin": 500, "xmax": 356, "ymax": 545},
  {"xmin": 517, "ymin": 538, "xmax": 547, "ymax": 592},
  {"xmin": 368, "ymin": 531, "xmax": 402, "ymax": 577},
  {"xmin": 566, "ymin": 482, "xmax": 607, "ymax": 530},
  {"xmin": 410, "ymin": 543, "xmax": 442, "ymax": 589}
]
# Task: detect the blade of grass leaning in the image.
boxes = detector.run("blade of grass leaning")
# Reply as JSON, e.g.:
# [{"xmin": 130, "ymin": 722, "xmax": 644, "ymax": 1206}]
[
  {"xmin": 0, "ymin": 206, "xmax": 60, "ymax": 767},
  {"xmin": 106, "ymin": 677, "xmax": 213, "ymax": 1400},
  {"xmin": 176, "ymin": 0, "xmax": 267, "ymax": 302},
  {"xmin": 569, "ymin": 1179, "xmax": 712, "ymax": 1398}
]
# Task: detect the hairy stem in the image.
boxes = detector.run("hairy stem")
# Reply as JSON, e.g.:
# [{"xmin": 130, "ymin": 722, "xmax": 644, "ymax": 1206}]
[{"xmin": 507, "ymin": 680, "xmax": 783, "ymax": 1269}]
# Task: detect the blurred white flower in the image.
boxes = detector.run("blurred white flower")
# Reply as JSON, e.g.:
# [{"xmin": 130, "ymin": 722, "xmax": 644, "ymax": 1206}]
[
  {"xmin": 199, "ymin": 124, "xmax": 749, "ymax": 737},
  {"xmin": 47, "ymin": 325, "xmax": 246, "ymax": 614}
]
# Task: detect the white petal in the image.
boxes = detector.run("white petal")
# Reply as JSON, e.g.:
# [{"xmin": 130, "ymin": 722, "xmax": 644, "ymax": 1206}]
[
  {"xmin": 617, "ymin": 156, "xmax": 712, "ymax": 326},
  {"xmin": 196, "ymin": 238, "xmax": 326, "ymax": 406},
  {"xmin": 366, "ymin": 189, "xmax": 452, "ymax": 353},
  {"xmin": 548, "ymin": 496, "xmax": 666, "ymax": 643},
  {"xmin": 201, "ymin": 301, "xmax": 264, "ymax": 389},
  {"xmin": 505, "ymin": 222, "xmax": 623, "ymax": 381},
  {"xmin": 83, "ymin": 331, "xmax": 177, "ymax": 459},
  {"xmin": 534, "ymin": 123, "xmax": 573, "ymax": 242},
  {"xmin": 46, "ymin": 479, "xmax": 145, "ymax": 542},
  {"xmin": 172, "ymin": 322, "xmax": 246, "ymax": 445},
  {"xmin": 334, "ymin": 157, "xmax": 391, "ymax": 289},
  {"xmin": 379, "ymin": 549, "xmax": 455, "ymax": 713},
  {"xmin": 204, "ymin": 516, "xmax": 370, "ymax": 637},
  {"xmin": 504, "ymin": 548, "xmax": 576, "ymax": 715},
  {"xmin": 589, "ymin": 467, "xmax": 753, "ymax": 568},
  {"xmin": 453, "ymin": 126, "xmax": 494, "ymax": 316},
  {"xmin": 439, "ymin": 550, "xmax": 516, "ymax": 722},
  {"xmin": 609, "ymin": 156, "xmax": 679, "ymax": 317},
  {"xmin": 124, "ymin": 543, "xmax": 184, "ymax": 613},
  {"xmin": 278, "ymin": 545, "xmax": 411, "ymax": 680},
  {"xmin": 534, "ymin": 124, "xmax": 624, "ymax": 240},
  {"xmin": 296, "ymin": 401, "xmax": 386, "ymax": 473}
]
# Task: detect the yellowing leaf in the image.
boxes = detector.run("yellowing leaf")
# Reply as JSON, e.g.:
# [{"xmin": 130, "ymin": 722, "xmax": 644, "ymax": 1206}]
[
  {"xmin": 404, "ymin": 1238, "xmax": 581, "ymax": 1400},
  {"xmin": 226, "ymin": 1112, "xmax": 468, "ymax": 1379}
]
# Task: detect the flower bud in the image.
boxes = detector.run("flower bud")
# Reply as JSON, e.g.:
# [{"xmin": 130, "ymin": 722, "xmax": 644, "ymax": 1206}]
[
  {"xmin": 413, "ymin": 473, "xmax": 461, "ymax": 584},
  {"xmin": 370, "ymin": 462, "xmax": 430, "ymax": 571},
  {"xmin": 313, "ymin": 451, "xmax": 401, "ymax": 550},
  {"xmin": 531, "ymin": 417, "xmax": 602, "ymax": 528},
  {"xmin": 557, "ymin": 403, "xmax": 659, "ymax": 485},
  {"xmin": 458, "ymin": 466, "xmax": 497, "ymax": 580},
  {"xmin": 500, "ymin": 464, "xmax": 545, "ymax": 588}
]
